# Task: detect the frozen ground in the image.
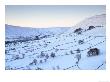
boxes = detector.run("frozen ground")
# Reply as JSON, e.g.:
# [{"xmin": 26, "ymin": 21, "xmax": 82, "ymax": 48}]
[{"xmin": 5, "ymin": 14, "xmax": 106, "ymax": 70}]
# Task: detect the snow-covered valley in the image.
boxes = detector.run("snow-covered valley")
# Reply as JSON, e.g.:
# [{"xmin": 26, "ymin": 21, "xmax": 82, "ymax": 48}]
[{"xmin": 5, "ymin": 14, "xmax": 106, "ymax": 70}]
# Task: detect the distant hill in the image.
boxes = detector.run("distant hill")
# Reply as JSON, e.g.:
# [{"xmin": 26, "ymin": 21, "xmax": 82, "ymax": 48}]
[{"xmin": 5, "ymin": 24, "xmax": 70, "ymax": 41}]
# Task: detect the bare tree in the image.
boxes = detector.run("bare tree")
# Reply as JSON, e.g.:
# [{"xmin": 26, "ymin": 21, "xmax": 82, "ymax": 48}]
[
  {"xmin": 75, "ymin": 54, "xmax": 81, "ymax": 64},
  {"xmin": 75, "ymin": 48, "xmax": 81, "ymax": 64}
]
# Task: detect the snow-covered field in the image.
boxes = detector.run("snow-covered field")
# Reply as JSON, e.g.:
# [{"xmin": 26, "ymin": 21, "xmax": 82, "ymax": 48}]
[{"xmin": 5, "ymin": 14, "xmax": 106, "ymax": 70}]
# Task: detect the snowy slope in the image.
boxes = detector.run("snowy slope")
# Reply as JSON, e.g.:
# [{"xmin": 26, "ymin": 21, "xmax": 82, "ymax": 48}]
[{"xmin": 5, "ymin": 14, "xmax": 106, "ymax": 70}]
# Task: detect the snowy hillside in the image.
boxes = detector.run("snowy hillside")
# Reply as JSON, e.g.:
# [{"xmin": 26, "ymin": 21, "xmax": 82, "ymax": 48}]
[{"xmin": 5, "ymin": 14, "xmax": 106, "ymax": 70}]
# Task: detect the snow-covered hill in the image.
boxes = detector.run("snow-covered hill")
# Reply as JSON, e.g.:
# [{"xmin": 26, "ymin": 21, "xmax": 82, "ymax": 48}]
[{"xmin": 5, "ymin": 14, "xmax": 106, "ymax": 70}]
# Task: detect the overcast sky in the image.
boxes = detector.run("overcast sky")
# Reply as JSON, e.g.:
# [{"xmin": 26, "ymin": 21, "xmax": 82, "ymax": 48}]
[{"xmin": 5, "ymin": 5, "xmax": 105, "ymax": 28}]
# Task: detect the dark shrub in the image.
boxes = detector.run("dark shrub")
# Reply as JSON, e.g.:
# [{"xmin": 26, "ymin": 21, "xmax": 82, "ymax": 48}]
[
  {"xmin": 33, "ymin": 59, "xmax": 37, "ymax": 65},
  {"xmin": 29, "ymin": 59, "xmax": 37, "ymax": 65},
  {"xmin": 74, "ymin": 28, "xmax": 83, "ymax": 34},
  {"xmin": 88, "ymin": 26, "xmax": 95, "ymax": 30},
  {"xmin": 87, "ymin": 48, "xmax": 99, "ymax": 57},
  {"xmin": 40, "ymin": 51, "xmax": 45, "ymax": 57},
  {"xmin": 50, "ymin": 52, "xmax": 56, "ymax": 58},
  {"xmin": 36, "ymin": 67, "xmax": 43, "ymax": 70},
  {"xmin": 35, "ymin": 36, "xmax": 40, "ymax": 40},
  {"xmin": 44, "ymin": 59, "xmax": 47, "ymax": 62},
  {"xmin": 39, "ymin": 60, "xmax": 43, "ymax": 63},
  {"xmin": 14, "ymin": 55, "xmax": 20, "ymax": 60},
  {"xmin": 78, "ymin": 40, "xmax": 84, "ymax": 45},
  {"xmin": 75, "ymin": 54, "xmax": 81, "ymax": 64},
  {"xmin": 70, "ymin": 50, "xmax": 74, "ymax": 54},
  {"xmin": 75, "ymin": 48, "xmax": 80, "ymax": 53},
  {"xmin": 45, "ymin": 54, "xmax": 49, "ymax": 59},
  {"xmin": 55, "ymin": 48, "xmax": 59, "ymax": 52}
]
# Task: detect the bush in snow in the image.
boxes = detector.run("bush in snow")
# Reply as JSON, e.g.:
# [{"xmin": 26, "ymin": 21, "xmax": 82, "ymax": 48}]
[
  {"xmin": 45, "ymin": 54, "xmax": 49, "ymax": 59},
  {"xmin": 40, "ymin": 51, "xmax": 45, "ymax": 57},
  {"xmin": 88, "ymin": 26, "xmax": 95, "ymax": 30},
  {"xmin": 29, "ymin": 59, "xmax": 37, "ymax": 65},
  {"xmin": 13, "ymin": 55, "xmax": 20, "ymax": 60},
  {"xmin": 76, "ymin": 48, "xmax": 81, "ymax": 53},
  {"xmin": 5, "ymin": 50, "xmax": 8, "ymax": 54},
  {"xmin": 70, "ymin": 50, "xmax": 74, "ymax": 54},
  {"xmin": 87, "ymin": 48, "xmax": 99, "ymax": 57},
  {"xmin": 74, "ymin": 28, "xmax": 83, "ymax": 34},
  {"xmin": 10, "ymin": 48, "xmax": 15, "ymax": 50},
  {"xmin": 65, "ymin": 52, "xmax": 69, "ymax": 55},
  {"xmin": 36, "ymin": 67, "xmax": 43, "ymax": 70},
  {"xmin": 55, "ymin": 48, "xmax": 59, "ymax": 52},
  {"xmin": 44, "ymin": 59, "xmax": 47, "ymax": 62},
  {"xmin": 5, "ymin": 41, "xmax": 17, "ymax": 46},
  {"xmin": 78, "ymin": 40, "xmax": 84, "ymax": 45},
  {"xmin": 34, "ymin": 36, "xmax": 40, "ymax": 40},
  {"xmin": 75, "ymin": 48, "xmax": 81, "ymax": 64},
  {"xmin": 39, "ymin": 60, "xmax": 43, "ymax": 63},
  {"xmin": 75, "ymin": 54, "xmax": 81, "ymax": 64},
  {"xmin": 50, "ymin": 52, "xmax": 56, "ymax": 58},
  {"xmin": 33, "ymin": 59, "xmax": 37, "ymax": 65},
  {"xmin": 5, "ymin": 41, "xmax": 11, "ymax": 45}
]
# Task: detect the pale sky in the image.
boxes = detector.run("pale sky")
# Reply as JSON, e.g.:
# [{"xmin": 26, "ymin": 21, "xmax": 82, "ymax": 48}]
[{"xmin": 5, "ymin": 5, "xmax": 105, "ymax": 28}]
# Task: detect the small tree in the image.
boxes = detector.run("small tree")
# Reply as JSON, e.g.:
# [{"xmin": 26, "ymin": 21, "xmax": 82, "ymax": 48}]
[
  {"xmin": 35, "ymin": 36, "xmax": 40, "ymax": 40},
  {"xmin": 39, "ymin": 60, "xmax": 43, "ymax": 63},
  {"xmin": 65, "ymin": 52, "xmax": 69, "ymax": 55},
  {"xmin": 88, "ymin": 26, "xmax": 95, "ymax": 30},
  {"xmin": 76, "ymin": 48, "xmax": 80, "ymax": 53},
  {"xmin": 55, "ymin": 48, "xmax": 59, "ymax": 52},
  {"xmin": 75, "ymin": 48, "xmax": 81, "ymax": 64},
  {"xmin": 74, "ymin": 28, "xmax": 83, "ymax": 34},
  {"xmin": 87, "ymin": 48, "xmax": 99, "ymax": 57},
  {"xmin": 50, "ymin": 52, "xmax": 56, "ymax": 58},
  {"xmin": 70, "ymin": 50, "xmax": 74, "ymax": 54},
  {"xmin": 40, "ymin": 51, "xmax": 45, "ymax": 57},
  {"xmin": 44, "ymin": 59, "xmax": 47, "ymax": 62},
  {"xmin": 78, "ymin": 40, "xmax": 84, "ymax": 45},
  {"xmin": 29, "ymin": 59, "xmax": 37, "ymax": 65},
  {"xmin": 36, "ymin": 67, "xmax": 43, "ymax": 70},
  {"xmin": 45, "ymin": 54, "xmax": 49, "ymax": 59},
  {"xmin": 75, "ymin": 54, "xmax": 81, "ymax": 64},
  {"xmin": 33, "ymin": 59, "xmax": 37, "ymax": 65},
  {"xmin": 14, "ymin": 55, "xmax": 20, "ymax": 60}
]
